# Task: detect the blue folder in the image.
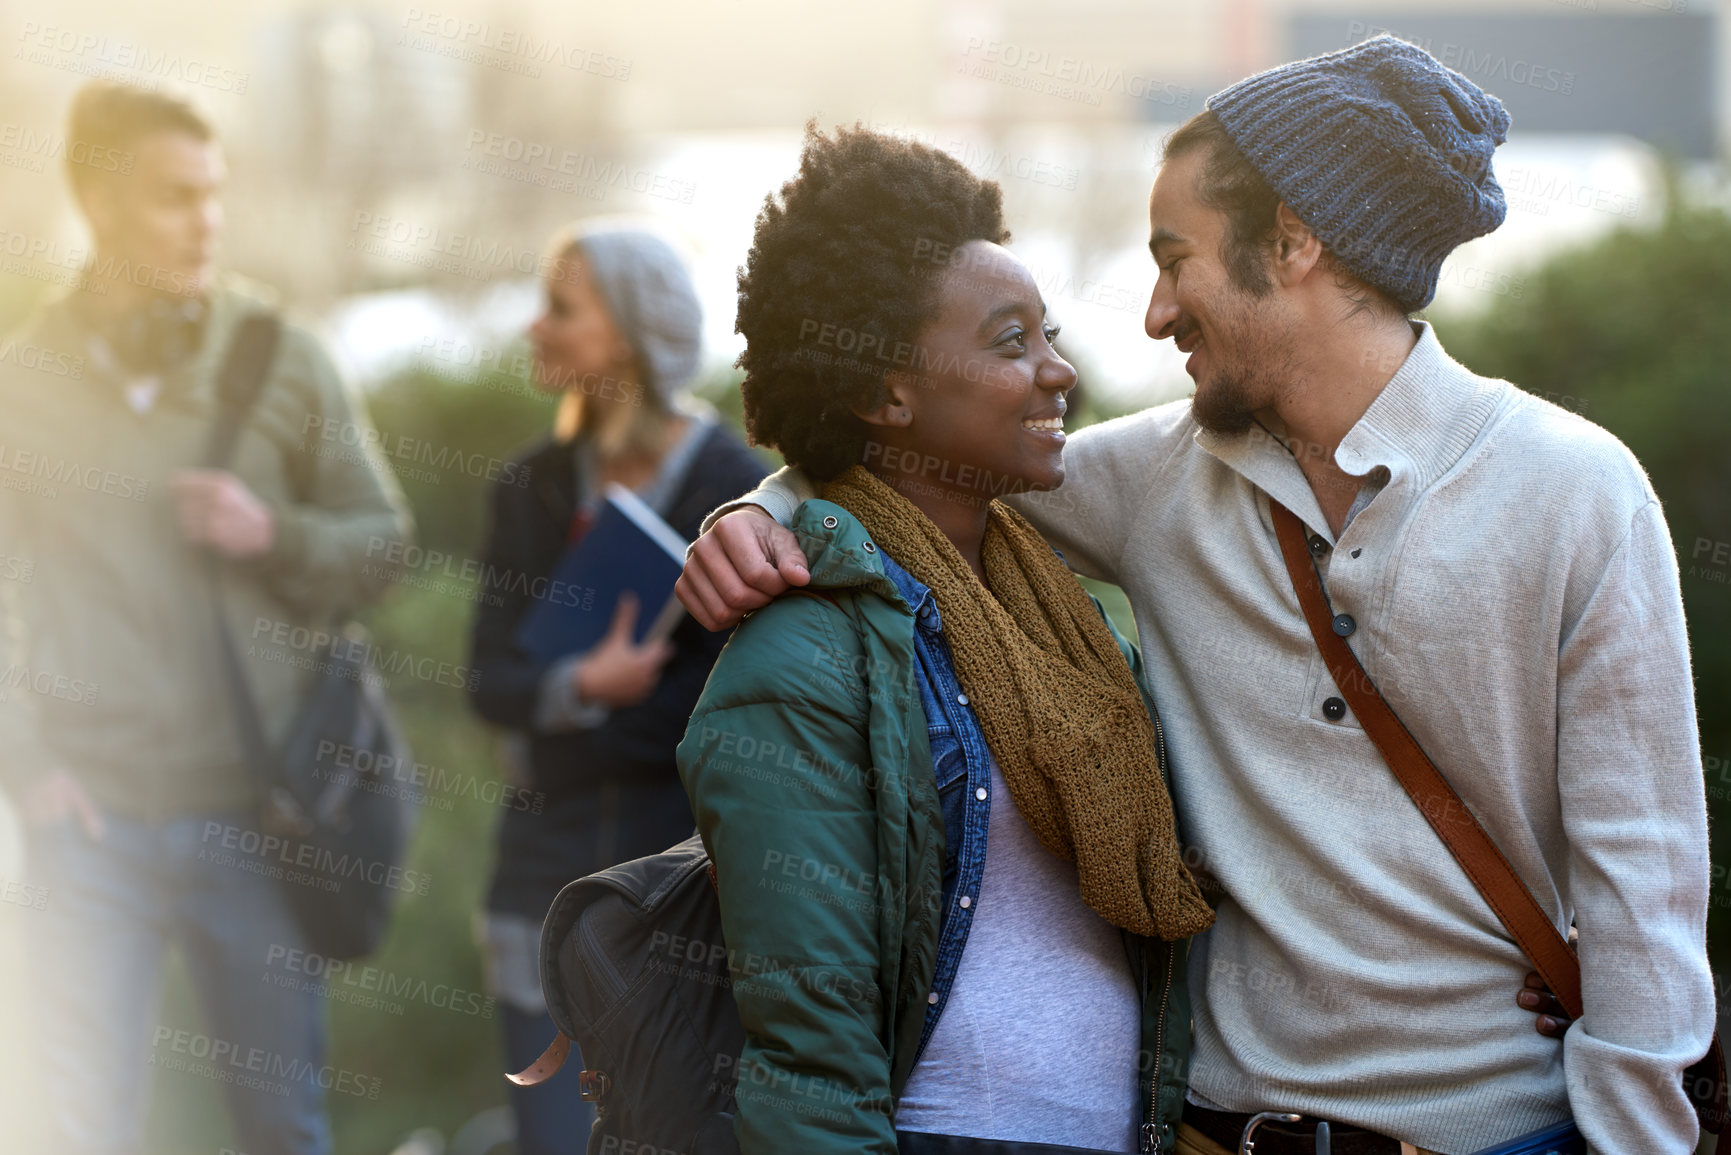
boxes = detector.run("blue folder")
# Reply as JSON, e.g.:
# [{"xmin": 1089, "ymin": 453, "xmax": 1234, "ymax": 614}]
[{"xmin": 513, "ymin": 483, "xmax": 689, "ymax": 665}]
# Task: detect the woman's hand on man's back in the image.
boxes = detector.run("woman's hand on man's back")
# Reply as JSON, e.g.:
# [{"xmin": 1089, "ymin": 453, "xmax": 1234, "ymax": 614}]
[{"xmin": 676, "ymin": 507, "xmax": 811, "ymax": 631}]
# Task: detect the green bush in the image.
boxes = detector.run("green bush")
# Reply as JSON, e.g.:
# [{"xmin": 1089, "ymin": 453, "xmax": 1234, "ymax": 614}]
[{"xmin": 364, "ymin": 362, "xmax": 558, "ymax": 556}]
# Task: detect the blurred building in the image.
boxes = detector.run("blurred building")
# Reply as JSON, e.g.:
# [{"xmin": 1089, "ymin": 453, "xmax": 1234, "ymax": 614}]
[
  {"xmin": 0, "ymin": 0, "xmax": 1723, "ymax": 397},
  {"xmin": 500, "ymin": 0, "xmax": 1727, "ymax": 155}
]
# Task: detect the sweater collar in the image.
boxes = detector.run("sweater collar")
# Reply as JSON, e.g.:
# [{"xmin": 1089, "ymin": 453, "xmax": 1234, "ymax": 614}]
[
  {"xmin": 1193, "ymin": 321, "xmax": 1506, "ymax": 541},
  {"xmin": 35, "ymin": 279, "xmax": 256, "ymax": 398}
]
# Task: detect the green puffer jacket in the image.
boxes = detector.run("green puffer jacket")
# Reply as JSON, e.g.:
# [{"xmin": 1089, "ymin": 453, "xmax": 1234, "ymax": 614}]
[{"xmin": 676, "ymin": 499, "xmax": 1196, "ymax": 1155}]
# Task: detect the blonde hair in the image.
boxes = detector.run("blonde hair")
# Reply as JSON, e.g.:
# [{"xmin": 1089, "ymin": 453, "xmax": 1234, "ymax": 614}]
[
  {"xmin": 546, "ymin": 232, "xmax": 676, "ymax": 457},
  {"xmin": 552, "ymin": 385, "xmax": 673, "ymax": 456}
]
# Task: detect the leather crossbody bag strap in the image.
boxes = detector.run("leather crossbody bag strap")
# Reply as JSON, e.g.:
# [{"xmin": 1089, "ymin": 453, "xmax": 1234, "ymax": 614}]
[
  {"xmin": 1269, "ymin": 499, "xmax": 1582, "ymax": 1016},
  {"xmin": 1269, "ymin": 498, "xmax": 1726, "ymax": 1132}
]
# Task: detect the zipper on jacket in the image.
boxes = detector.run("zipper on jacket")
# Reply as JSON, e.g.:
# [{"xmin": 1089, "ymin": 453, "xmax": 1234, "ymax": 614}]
[
  {"xmin": 1140, "ymin": 682, "xmax": 1176, "ymax": 1154},
  {"xmin": 577, "ymin": 912, "xmax": 628, "ymax": 1003},
  {"xmin": 1149, "ymin": 694, "xmax": 1168, "ymax": 781},
  {"xmin": 1139, "ymin": 939, "xmax": 1177, "ymax": 1153}
]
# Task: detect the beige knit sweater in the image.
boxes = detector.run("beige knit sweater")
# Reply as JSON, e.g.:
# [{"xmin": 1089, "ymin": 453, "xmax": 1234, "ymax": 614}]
[{"xmin": 724, "ymin": 322, "xmax": 1713, "ymax": 1154}]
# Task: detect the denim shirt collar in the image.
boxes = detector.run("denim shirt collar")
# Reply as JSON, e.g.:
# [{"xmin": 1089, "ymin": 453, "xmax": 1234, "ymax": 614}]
[{"xmin": 879, "ymin": 552, "xmax": 943, "ymax": 634}]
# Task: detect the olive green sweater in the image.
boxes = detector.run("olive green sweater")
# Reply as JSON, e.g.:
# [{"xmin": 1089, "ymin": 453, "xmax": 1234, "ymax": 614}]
[{"xmin": 0, "ymin": 280, "xmax": 411, "ymax": 821}]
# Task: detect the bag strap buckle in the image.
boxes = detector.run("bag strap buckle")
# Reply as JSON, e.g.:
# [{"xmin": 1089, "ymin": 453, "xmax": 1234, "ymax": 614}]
[
  {"xmin": 578, "ymin": 1068, "xmax": 612, "ymax": 1102},
  {"xmin": 505, "ymin": 1032, "xmax": 572, "ymax": 1087},
  {"xmin": 1239, "ymin": 1112, "xmax": 1300, "ymax": 1155}
]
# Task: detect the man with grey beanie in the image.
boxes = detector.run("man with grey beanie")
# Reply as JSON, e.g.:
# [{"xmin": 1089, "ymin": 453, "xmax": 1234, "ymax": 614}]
[{"xmin": 678, "ymin": 35, "xmax": 1714, "ymax": 1155}]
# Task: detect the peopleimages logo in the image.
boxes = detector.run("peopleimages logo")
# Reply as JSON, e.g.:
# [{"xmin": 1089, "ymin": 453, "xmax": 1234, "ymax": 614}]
[
  {"xmin": 248, "ymin": 617, "xmax": 479, "ymax": 692},
  {"xmin": 363, "ymin": 537, "xmax": 596, "ymax": 610},
  {"xmin": 347, "ymin": 211, "xmax": 572, "ymax": 282},
  {"xmin": 264, "ymin": 944, "xmax": 495, "ymax": 1019},
  {"xmin": 462, "ymin": 130, "xmax": 697, "ymax": 204},
  {"xmin": 0, "ymin": 123, "xmax": 133, "ymax": 176},
  {"xmin": 0, "ymin": 442, "xmax": 148, "ymax": 501},
  {"xmin": 0, "ymin": 337, "xmax": 85, "ymax": 378},
  {"xmin": 15, "ymin": 22, "xmax": 251, "ymax": 93},
  {"xmin": 958, "ymin": 38, "xmax": 1192, "ymax": 108},
  {"xmin": 149, "ymin": 1027, "xmax": 380, "ymax": 1099},
  {"xmin": 198, "ymin": 820, "xmax": 432, "ymax": 896},
  {"xmin": 0, "ymin": 877, "xmax": 50, "ymax": 911},
  {"xmin": 1345, "ymin": 22, "xmax": 1576, "ymax": 95},
  {"xmin": 0, "ymin": 228, "xmax": 85, "ymax": 270},
  {"xmin": 301, "ymin": 414, "xmax": 531, "ymax": 488},
  {"xmin": 398, "ymin": 8, "xmax": 632, "ymax": 80},
  {"xmin": 312, "ymin": 738, "xmax": 545, "ymax": 815},
  {"xmin": 0, "ymin": 662, "xmax": 99, "ymax": 707}
]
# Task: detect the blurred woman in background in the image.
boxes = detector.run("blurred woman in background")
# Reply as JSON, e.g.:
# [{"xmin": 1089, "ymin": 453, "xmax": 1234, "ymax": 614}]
[{"xmin": 466, "ymin": 221, "xmax": 766, "ymax": 1155}]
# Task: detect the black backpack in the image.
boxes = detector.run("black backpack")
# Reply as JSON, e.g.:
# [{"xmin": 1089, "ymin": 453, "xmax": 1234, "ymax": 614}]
[{"xmin": 510, "ymin": 833, "xmax": 745, "ymax": 1155}]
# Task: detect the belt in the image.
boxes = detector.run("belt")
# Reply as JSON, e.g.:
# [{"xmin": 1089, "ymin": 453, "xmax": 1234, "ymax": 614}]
[
  {"xmin": 1182, "ymin": 1104, "xmax": 1403, "ymax": 1155},
  {"xmin": 896, "ymin": 1131, "xmax": 1117, "ymax": 1154}
]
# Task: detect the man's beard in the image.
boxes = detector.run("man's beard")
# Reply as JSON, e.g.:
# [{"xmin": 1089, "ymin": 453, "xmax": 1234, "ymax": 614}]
[
  {"xmin": 1184, "ymin": 306, "xmax": 1291, "ymax": 435},
  {"xmin": 1192, "ymin": 365, "xmax": 1265, "ymax": 434}
]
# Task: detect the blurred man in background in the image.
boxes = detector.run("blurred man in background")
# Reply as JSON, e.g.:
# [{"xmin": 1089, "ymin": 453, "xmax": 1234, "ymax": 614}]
[{"xmin": 0, "ymin": 81, "xmax": 411, "ymax": 1155}]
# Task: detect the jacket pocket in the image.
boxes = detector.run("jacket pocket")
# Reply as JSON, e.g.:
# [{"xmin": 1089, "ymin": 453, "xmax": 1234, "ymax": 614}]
[
  {"xmin": 929, "ymin": 725, "xmax": 966, "ymax": 791},
  {"xmin": 930, "ymin": 724, "xmax": 968, "ymax": 888}
]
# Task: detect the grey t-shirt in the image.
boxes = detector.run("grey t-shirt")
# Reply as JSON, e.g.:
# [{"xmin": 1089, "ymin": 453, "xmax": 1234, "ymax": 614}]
[{"xmin": 893, "ymin": 753, "xmax": 1142, "ymax": 1151}]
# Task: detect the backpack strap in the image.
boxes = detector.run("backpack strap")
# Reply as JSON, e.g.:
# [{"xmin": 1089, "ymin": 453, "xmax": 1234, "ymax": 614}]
[
  {"xmin": 1269, "ymin": 498, "xmax": 1726, "ymax": 1133},
  {"xmin": 200, "ymin": 315, "xmax": 291, "ymax": 817},
  {"xmin": 204, "ymin": 313, "xmax": 282, "ymax": 469},
  {"xmin": 506, "ymin": 1032, "xmax": 573, "ymax": 1088}
]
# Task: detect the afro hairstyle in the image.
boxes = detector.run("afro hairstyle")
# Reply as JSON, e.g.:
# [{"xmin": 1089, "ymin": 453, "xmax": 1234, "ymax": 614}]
[{"xmin": 735, "ymin": 123, "xmax": 1010, "ymax": 480}]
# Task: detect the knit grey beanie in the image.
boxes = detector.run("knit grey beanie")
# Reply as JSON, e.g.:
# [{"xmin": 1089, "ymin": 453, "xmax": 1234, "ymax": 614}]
[
  {"xmin": 566, "ymin": 222, "xmax": 703, "ymax": 403},
  {"xmin": 1207, "ymin": 34, "xmax": 1511, "ymax": 312}
]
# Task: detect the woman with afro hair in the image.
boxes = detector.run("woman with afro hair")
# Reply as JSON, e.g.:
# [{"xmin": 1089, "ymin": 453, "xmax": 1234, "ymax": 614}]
[{"xmin": 675, "ymin": 125, "xmax": 1213, "ymax": 1155}]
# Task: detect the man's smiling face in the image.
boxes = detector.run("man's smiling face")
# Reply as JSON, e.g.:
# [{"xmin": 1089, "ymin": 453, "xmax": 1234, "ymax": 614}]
[{"xmin": 1143, "ymin": 147, "xmax": 1298, "ymax": 434}]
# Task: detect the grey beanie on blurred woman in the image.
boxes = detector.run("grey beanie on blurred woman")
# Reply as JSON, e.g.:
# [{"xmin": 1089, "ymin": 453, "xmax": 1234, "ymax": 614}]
[{"xmin": 566, "ymin": 222, "xmax": 703, "ymax": 403}]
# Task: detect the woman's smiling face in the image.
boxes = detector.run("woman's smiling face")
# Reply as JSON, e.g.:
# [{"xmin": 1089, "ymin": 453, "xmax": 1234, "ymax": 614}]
[{"xmin": 865, "ymin": 240, "xmax": 1077, "ymax": 502}]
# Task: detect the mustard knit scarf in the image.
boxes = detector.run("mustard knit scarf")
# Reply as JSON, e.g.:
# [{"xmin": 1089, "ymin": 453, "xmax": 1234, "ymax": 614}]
[{"xmin": 823, "ymin": 466, "xmax": 1214, "ymax": 941}]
